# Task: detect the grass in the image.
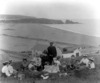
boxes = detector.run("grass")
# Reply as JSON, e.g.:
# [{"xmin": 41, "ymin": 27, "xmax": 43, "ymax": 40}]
[
  {"xmin": 0, "ymin": 69, "xmax": 100, "ymax": 83},
  {"xmin": 0, "ymin": 54, "xmax": 100, "ymax": 83}
]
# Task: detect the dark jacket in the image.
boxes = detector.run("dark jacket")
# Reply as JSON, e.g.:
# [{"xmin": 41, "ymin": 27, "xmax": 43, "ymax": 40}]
[{"xmin": 47, "ymin": 46, "xmax": 57, "ymax": 58}]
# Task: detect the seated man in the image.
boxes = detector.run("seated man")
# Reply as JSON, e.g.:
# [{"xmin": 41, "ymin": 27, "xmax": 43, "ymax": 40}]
[
  {"xmin": 67, "ymin": 55, "xmax": 76, "ymax": 70},
  {"xmin": 20, "ymin": 58, "xmax": 29, "ymax": 71},
  {"xmin": 80, "ymin": 55, "xmax": 89, "ymax": 66},
  {"xmin": 79, "ymin": 55, "xmax": 90, "ymax": 69},
  {"xmin": 74, "ymin": 60, "xmax": 80, "ymax": 70},
  {"xmin": 88, "ymin": 57, "xmax": 95, "ymax": 69}
]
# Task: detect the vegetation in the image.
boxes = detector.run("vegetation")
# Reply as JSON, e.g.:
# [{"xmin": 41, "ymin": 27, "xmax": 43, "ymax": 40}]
[
  {"xmin": 0, "ymin": 15, "xmax": 80, "ymax": 24},
  {"xmin": 65, "ymin": 20, "xmax": 80, "ymax": 24}
]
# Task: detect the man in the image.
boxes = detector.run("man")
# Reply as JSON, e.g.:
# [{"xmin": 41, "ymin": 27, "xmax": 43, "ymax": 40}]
[
  {"xmin": 47, "ymin": 42, "xmax": 57, "ymax": 65},
  {"xmin": 69, "ymin": 55, "xmax": 76, "ymax": 70},
  {"xmin": 74, "ymin": 60, "xmax": 80, "ymax": 70},
  {"xmin": 79, "ymin": 55, "xmax": 90, "ymax": 69},
  {"xmin": 20, "ymin": 58, "xmax": 29, "ymax": 71}
]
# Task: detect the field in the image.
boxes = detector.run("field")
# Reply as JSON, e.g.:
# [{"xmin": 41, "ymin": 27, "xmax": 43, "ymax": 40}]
[
  {"xmin": 0, "ymin": 49, "xmax": 100, "ymax": 83},
  {"xmin": 0, "ymin": 23, "xmax": 100, "ymax": 52}
]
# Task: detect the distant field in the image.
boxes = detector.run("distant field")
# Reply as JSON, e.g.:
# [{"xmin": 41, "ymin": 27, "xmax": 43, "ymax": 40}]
[{"xmin": 0, "ymin": 23, "xmax": 100, "ymax": 52}]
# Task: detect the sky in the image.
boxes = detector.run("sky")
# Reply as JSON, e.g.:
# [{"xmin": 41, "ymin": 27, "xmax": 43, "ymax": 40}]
[
  {"xmin": 0, "ymin": 0, "xmax": 97, "ymax": 19},
  {"xmin": 0, "ymin": 0, "xmax": 100, "ymax": 37}
]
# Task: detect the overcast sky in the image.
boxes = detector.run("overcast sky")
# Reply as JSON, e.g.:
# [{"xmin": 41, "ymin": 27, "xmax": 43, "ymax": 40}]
[
  {"xmin": 0, "ymin": 0, "xmax": 99, "ymax": 19},
  {"xmin": 6, "ymin": 4, "xmax": 94, "ymax": 20},
  {"xmin": 0, "ymin": 0, "xmax": 100, "ymax": 37}
]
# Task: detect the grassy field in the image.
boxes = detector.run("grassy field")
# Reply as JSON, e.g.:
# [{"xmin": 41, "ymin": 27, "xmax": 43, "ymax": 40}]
[
  {"xmin": 0, "ymin": 53, "xmax": 100, "ymax": 83},
  {"xmin": 0, "ymin": 67, "xmax": 100, "ymax": 83}
]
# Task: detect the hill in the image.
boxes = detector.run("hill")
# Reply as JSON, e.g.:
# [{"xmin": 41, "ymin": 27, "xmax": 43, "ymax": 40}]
[
  {"xmin": 0, "ymin": 23, "xmax": 100, "ymax": 51},
  {"xmin": 0, "ymin": 14, "xmax": 79, "ymax": 24},
  {"xmin": 65, "ymin": 20, "xmax": 80, "ymax": 24},
  {"xmin": 0, "ymin": 14, "xmax": 36, "ymax": 20}
]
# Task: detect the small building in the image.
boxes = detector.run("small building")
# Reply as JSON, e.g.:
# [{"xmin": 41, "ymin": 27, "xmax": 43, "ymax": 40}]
[{"xmin": 62, "ymin": 47, "xmax": 82, "ymax": 58}]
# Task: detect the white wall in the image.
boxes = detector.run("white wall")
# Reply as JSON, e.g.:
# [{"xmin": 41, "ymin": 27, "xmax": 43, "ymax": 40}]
[
  {"xmin": 62, "ymin": 49, "xmax": 82, "ymax": 58},
  {"xmin": 74, "ymin": 49, "xmax": 82, "ymax": 56},
  {"xmin": 62, "ymin": 53, "xmax": 74, "ymax": 58}
]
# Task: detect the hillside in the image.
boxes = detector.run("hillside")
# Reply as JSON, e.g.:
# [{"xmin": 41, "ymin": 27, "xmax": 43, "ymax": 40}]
[
  {"xmin": 0, "ymin": 14, "xmax": 79, "ymax": 24},
  {"xmin": 0, "ymin": 14, "xmax": 35, "ymax": 20},
  {"xmin": 0, "ymin": 23, "xmax": 100, "ymax": 51},
  {"xmin": 65, "ymin": 20, "xmax": 80, "ymax": 24}
]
